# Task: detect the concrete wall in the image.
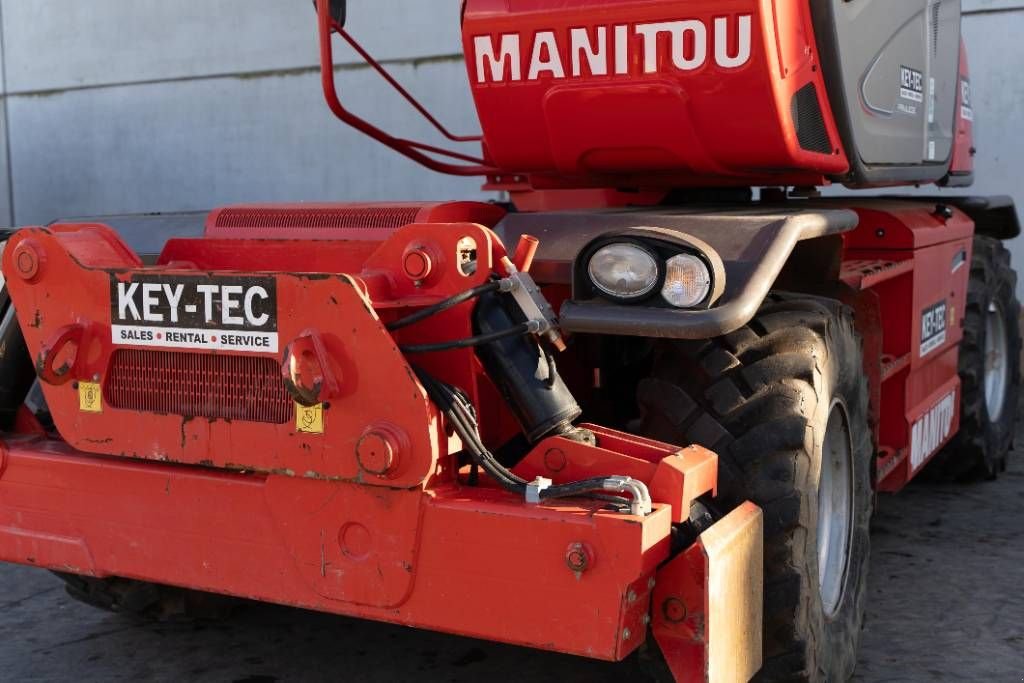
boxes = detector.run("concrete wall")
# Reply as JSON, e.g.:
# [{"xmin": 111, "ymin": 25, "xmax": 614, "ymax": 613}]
[
  {"xmin": 0, "ymin": 1, "xmax": 1021, "ymax": 291},
  {"xmin": 0, "ymin": 0, "xmax": 482, "ymax": 228}
]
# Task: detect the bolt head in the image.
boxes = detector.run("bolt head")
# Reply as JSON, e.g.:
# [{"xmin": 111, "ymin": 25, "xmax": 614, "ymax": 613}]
[
  {"xmin": 12, "ymin": 240, "xmax": 43, "ymax": 281},
  {"xmin": 543, "ymin": 447, "xmax": 567, "ymax": 473},
  {"xmin": 402, "ymin": 245, "xmax": 434, "ymax": 281},
  {"xmin": 662, "ymin": 597, "xmax": 687, "ymax": 624},
  {"xmin": 356, "ymin": 426, "xmax": 405, "ymax": 477},
  {"xmin": 565, "ymin": 542, "xmax": 592, "ymax": 573}
]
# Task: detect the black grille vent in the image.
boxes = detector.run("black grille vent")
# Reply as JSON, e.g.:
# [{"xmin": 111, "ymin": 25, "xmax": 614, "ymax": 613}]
[
  {"xmin": 791, "ymin": 83, "xmax": 833, "ymax": 155},
  {"xmin": 105, "ymin": 349, "xmax": 292, "ymax": 424}
]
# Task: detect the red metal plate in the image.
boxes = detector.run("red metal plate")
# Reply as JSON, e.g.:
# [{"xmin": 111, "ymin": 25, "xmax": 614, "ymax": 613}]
[
  {"xmin": 0, "ymin": 438, "xmax": 673, "ymax": 662},
  {"xmin": 3, "ymin": 224, "xmax": 448, "ymax": 486}
]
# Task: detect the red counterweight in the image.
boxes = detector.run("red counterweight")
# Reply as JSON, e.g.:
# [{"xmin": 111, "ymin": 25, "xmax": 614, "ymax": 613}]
[{"xmin": 0, "ymin": 216, "xmax": 763, "ymax": 681}]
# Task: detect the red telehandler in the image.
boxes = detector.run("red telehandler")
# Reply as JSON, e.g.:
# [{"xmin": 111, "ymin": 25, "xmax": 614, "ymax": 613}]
[{"xmin": 0, "ymin": 1, "xmax": 1019, "ymax": 681}]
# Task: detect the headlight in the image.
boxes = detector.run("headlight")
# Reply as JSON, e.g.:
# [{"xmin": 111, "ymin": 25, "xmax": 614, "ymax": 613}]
[
  {"xmin": 587, "ymin": 243, "xmax": 660, "ymax": 301},
  {"xmin": 661, "ymin": 254, "xmax": 712, "ymax": 308}
]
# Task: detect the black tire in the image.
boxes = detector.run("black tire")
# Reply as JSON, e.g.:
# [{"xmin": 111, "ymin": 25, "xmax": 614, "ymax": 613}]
[
  {"xmin": 925, "ymin": 236, "xmax": 1021, "ymax": 480},
  {"xmin": 637, "ymin": 295, "xmax": 873, "ymax": 682},
  {"xmin": 54, "ymin": 572, "xmax": 238, "ymax": 621}
]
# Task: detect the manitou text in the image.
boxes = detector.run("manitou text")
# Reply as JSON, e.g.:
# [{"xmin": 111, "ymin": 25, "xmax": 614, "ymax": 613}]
[
  {"xmin": 910, "ymin": 389, "xmax": 958, "ymax": 471},
  {"xmin": 473, "ymin": 15, "xmax": 753, "ymax": 84}
]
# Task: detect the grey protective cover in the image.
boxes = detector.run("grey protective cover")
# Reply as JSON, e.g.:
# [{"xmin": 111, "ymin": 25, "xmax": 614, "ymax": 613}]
[{"xmin": 814, "ymin": 0, "xmax": 962, "ymax": 185}]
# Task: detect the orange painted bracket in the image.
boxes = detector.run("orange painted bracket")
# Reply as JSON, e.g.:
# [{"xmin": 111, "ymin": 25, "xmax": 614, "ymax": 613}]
[
  {"xmin": 649, "ymin": 445, "xmax": 718, "ymax": 524},
  {"xmin": 652, "ymin": 501, "xmax": 763, "ymax": 683},
  {"xmin": 513, "ymin": 432, "xmax": 658, "ymax": 485},
  {"xmin": 513, "ymin": 426, "xmax": 718, "ymax": 525}
]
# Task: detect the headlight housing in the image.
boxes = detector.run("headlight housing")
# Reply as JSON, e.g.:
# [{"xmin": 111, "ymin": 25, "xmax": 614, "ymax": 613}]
[
  {"xmin": 661, "ymin": 253, "xmax": 712, "ymax": 308},
  {"xmin": 587, "ymin": 243, "xmax": 660, "ymax": 301}
]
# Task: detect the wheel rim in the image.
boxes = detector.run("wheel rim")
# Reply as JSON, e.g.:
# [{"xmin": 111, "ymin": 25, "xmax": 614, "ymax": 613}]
[
  {"xmin": 818, "ymin": 402, "xmax": 854, "ymax": 618},
  {"xmin": 985, "ymin": 301, "xmax": 1009, "ymax": 422}
]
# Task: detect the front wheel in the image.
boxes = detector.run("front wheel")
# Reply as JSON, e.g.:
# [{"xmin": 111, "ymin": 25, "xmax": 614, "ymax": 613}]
[{"xmin": 638, "ymin": 295, "xmax": 873, "ymax": 682}]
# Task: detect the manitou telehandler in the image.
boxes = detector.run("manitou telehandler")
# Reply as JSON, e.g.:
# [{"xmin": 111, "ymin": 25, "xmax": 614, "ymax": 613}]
[{"xmin": 0, "ymin": 1, "xmax": 1019, "ymax": 680}]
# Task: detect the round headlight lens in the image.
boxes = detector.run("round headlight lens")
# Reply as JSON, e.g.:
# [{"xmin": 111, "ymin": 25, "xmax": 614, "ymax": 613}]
[
  {"xmin": 661, "ymin": 254, "xmax": 712, "ymax": 308},
  {"xmin": 587, "ymin": 243, "xmax": 660, "ymax": 300}
]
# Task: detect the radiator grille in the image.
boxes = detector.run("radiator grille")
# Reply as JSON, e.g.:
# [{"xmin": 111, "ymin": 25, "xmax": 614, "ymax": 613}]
[
  {"xmin": 104, "ymin": 349, "xmax": 292, "ymax": 424},
  {"xmin": 791, "ymin": 83, "xmax": 833, "ymax": 155},
  {"xmin": 213, "ymin": 206, "xmax": 422, "ymax": 231}
]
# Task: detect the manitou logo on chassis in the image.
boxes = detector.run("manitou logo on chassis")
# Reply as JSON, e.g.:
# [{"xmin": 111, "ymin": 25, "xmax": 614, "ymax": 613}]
[
  {"xmin": 473, "ymin": 15, "xmax": 753, "ymax": 84},
  {"xmin": 909, "ymin": 389, "xmax": 957, "ymax": 471}
]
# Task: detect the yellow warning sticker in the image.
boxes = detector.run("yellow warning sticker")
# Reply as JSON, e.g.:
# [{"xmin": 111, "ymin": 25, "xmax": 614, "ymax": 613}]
[
  {"xmin": 78, "ymin": 381, "xmax": 102, "ymax": 413},
  {"xmin": 295, "ymin": 402, "xmax": 324, "ymax": 434}
]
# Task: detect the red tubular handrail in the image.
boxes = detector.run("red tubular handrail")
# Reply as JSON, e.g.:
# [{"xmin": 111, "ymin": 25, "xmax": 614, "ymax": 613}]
[
  {"xmin": 316, "ymin": 0, "xmax": 499, "ymax": 176},
  {"xmin": 336, "ymin": 28, "xmax": 483, "ymax": 145}
]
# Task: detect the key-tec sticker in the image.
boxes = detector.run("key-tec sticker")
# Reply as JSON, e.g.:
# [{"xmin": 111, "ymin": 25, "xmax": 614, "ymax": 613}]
[
  {"xmin": 111, "ymin": 274, "xmax": 279, "ymax": 353},
  {"xmin": 899, "ymin": 65, "xmax": 924, "ymax": 103},
  {"xmin": 919, "ymin": 300, "xmax": 947, "ymax": 358},
  {"xmin": 895, "ymin": 65, "xmax": 924, "ymax": 116},
  {"xmin": 960, "ymin": 78, "xmax": 974, "ymax": 122}
]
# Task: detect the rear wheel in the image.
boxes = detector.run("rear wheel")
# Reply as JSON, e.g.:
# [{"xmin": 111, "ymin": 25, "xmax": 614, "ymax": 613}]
[
  {"xmin": 637, "ymin": 295, "xmax": 873, "ymax": 682},
  {"xmin": 926, "ymin": 236, "xmax": 1021, "ymax": 480}
]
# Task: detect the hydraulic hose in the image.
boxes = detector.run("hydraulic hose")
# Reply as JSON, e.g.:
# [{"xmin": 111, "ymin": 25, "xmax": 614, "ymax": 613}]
[
  {"xmin": 415, "ymin": 367, "xmax": 650, "ymax": 513},
  {"xmin": 386, "ymin": 280, "xmax": 502, "ymax": 332},
  {"xmin": 400, "ymin": 324, "xmax": 531, "ymax": 355},
  {"xmin": 416, "ymin": 368, "xmax": 528, "ymax": 492}
]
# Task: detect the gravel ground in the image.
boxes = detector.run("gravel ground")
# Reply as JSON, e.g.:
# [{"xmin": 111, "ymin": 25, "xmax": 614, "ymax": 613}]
[{"xmin": 1, "ymin": 425, "xmax": 1022, "ymax": 682}]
